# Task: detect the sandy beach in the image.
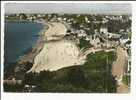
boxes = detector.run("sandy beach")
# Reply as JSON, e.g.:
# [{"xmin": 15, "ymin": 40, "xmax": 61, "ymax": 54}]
[
  {"xmin": 28, "ymin": 22, "xmax": 85, "ymax": 73},
  {"xmin": 43, "ymin": 22, "xmax": 67, "ymax": 41}
]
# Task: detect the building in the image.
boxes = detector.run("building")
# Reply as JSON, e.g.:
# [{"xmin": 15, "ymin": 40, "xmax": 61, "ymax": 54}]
[{"xmin": 100, "ymin": 27, "xmax": 108, "ymax": 34}]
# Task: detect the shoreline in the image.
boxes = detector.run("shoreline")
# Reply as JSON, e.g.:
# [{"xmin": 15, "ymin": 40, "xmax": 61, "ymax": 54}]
[
  {"xmin": 16, "ymin": 21, "xmax": 68, "ymax": 73},
  {"xmin": 18, "ymin": 21, "xmax": 49, "ymax": 64},
  {"xmin": 27, "ymin": 22, "xmax": 77, "ymax": 73},
  {"xmin": 5, "ymin": 21, "xmax": 69, "ymax": 74},
  {"xmin": 4, "ymin": 20, "xmax": 49, "ymax": 78},
  {"xmin": 4, "ymin": 21, "xmax": 47, "ymax": 63}
]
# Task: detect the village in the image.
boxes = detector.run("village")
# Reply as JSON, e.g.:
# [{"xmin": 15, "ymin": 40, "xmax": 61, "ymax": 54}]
[{"xmin": 4, "ymin": 13, "xmax": 131, "ymax": 92}]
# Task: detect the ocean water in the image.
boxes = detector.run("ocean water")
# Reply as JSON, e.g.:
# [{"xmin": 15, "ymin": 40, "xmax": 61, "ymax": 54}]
[{"xmin": 4, "ymin": 21, "xmax": 44, "ymax": 67}]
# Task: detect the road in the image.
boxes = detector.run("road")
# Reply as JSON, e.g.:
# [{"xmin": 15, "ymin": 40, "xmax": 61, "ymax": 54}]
[{"xmin": 112, "ymin": 46, "xmax": 130, "ymax": 93}]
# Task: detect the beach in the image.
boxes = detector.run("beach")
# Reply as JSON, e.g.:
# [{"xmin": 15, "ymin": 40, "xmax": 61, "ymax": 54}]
[{"xmin": 28, "ymin": 22, "xmax": 85, "ymax": 73}]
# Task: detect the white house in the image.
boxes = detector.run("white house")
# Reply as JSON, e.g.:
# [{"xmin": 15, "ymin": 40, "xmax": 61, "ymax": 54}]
[{"xmin": 100, "ymin": 27, "xmax": 108, "ymax": 34}]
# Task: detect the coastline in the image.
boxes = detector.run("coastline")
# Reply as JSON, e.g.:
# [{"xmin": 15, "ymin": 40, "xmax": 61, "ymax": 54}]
[
  {"xmin": 4, "ymin": 20, "xmax": 49, "ymax": 79},
  {"xmin": 18, "ymin": 21, "xmax": 49, "ymax": 64},
  {"xmin": 27, "ymin": 22, "xmax": 84, "ymax": 73},
  {"xmin": 5, "ymin": 21, "xmax": 70, "ymax": 74},
  {"xmin": 16, "ymin": 21, "xmax": 69, "ymax": 73}
]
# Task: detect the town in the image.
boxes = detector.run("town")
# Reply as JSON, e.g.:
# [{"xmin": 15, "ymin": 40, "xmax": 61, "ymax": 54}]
[{"xmin": 4, "ymin": 13, "xmax": 131, "ymax": 93}]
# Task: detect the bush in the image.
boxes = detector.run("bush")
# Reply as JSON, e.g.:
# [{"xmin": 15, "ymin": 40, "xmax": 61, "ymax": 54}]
[
  {"xmin": 122, "ymin": 74, "xmax": 130, "ymax": 86},
  {"xmin": 78, "ymin": 38, "xmax": 93, "ymax": 49}
]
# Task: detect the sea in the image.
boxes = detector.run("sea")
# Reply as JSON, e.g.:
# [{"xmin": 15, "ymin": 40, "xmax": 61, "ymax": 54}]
[{"xmin": 4, "ymin": 21, "xmax": 44, "ymax": 67}]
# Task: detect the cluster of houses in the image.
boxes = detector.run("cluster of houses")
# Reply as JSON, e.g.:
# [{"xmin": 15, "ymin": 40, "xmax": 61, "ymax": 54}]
[{"xmin": 62, "ymin": 15, "xmax": 131, "ymax": 79}]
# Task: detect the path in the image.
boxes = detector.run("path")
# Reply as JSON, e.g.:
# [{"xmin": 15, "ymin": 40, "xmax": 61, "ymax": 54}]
[{"xmin": 112, "ymin": 46, "xmax": 129, "ymax": 93}]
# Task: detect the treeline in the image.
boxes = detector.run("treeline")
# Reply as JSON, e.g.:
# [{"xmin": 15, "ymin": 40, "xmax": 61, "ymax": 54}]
[
  {"xmin": 78, "ymin": 37, "xmax": 93, "ymax": 50},
  {"xmin": 4, "ymin": 61, "xmax": 33, "ymax": 79},
  {"xmin": 4, "ymin": 83, "xmax": 24, "ymax": 92},
  {"xmin": 23, "ymin": 51, "xmax": 117, "ymax": 93}
]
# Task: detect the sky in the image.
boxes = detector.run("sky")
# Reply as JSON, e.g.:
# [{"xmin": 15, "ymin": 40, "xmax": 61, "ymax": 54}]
[{"xmin": 4, "ymin": 3, "xmax": 132, "ymax": 15}]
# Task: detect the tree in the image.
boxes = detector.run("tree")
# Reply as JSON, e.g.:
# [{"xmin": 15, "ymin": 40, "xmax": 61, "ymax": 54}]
[{"xmin": 19, "ymin": 13, "xmax": 27, "ymax": 20}]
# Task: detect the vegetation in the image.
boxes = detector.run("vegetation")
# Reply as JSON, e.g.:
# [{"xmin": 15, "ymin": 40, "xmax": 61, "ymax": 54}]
[
  {"xmin": 122, "ymin": 74, "xmax": 130, "ymax": 86},
  {"xmin": 78, "ymin": 38, "xmax": 93, "ymax": 50},
  {"xmin": 19, "ymin": 13, "xmax": 27, "ymax": 20},
  {"xmin": 107, "ymin": 19, "xmax": 131, "ymax": 33},
  {"xmin": 4, "ymin": 62, "xmax": 17, "ymax": 79},
  {"xmin": 22, "ymin": 51, "xmax": 117, "ymax": 93},
  {"xmin": 4, "ymin": 83, "xmax": 24, "ymax": 92},
  {"xmin": 5, "ymin": 16, "xmax": 20, "ymax": 21},
  {"xmin": 5, "ymin": 13, "xmax": 27, "ymax": 21},
  {"xmin": 5, "ymin": 61, "xmax": 33, "ymax": 79},
  {"xmin": 128, "ymin": 32, "xmax": 132, "ymax": 39}
]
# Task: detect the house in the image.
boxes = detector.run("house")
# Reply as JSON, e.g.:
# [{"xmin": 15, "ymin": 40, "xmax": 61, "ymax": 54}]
[
  {"xmin": 85, "ymin": 17, "xmax": 89, "ymax": 23},
  {"xmin": 120, "ymin": 33, "xmax": 130, "ymax": 45},
  {"xmin": 100, "ymin": 27, "xmax": 108, "ymax": 34},
  {"xmin": 77, "ymin": 30, "xmax": 87, "ymax": 38}
]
